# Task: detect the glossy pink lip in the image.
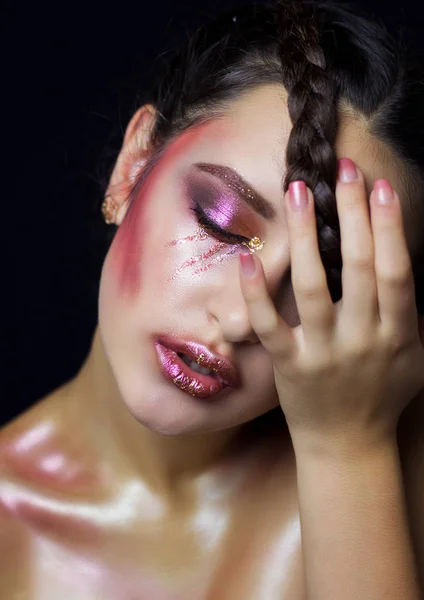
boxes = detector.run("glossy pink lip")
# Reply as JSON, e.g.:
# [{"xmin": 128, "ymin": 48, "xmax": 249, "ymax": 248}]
[{"xmin": 153, "ymin": 334, "xmax": 241, "ymax": 389}]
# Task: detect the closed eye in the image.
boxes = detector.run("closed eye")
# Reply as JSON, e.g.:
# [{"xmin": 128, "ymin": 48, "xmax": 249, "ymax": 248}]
[{"xmin": 190, "ymin": 203, "xmax": 251, "ymax": 246}]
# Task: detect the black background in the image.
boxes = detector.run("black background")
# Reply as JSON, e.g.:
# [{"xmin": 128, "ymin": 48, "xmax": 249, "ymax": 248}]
[{"xmin": 6, "ymin": 1, "xmax": 424, "ymax": 426}]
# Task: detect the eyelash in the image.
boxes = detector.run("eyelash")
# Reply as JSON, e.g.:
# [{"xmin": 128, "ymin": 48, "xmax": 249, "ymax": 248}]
[{"xmin": 190, "ymin": 202, "xmax": 250, "ymax": 246}]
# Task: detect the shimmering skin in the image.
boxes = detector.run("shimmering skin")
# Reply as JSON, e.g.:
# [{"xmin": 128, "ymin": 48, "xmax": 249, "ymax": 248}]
[
  {"xmin": 2, "ymin": 85, "xmax": 424, "ymax": 598},
  {"xmin": 1, "ymin": 369, "xmax": 423, "ymax": 599},
  {"xmin": 1, "ymin": 376, "xmax": 306, "ymax": 599}
]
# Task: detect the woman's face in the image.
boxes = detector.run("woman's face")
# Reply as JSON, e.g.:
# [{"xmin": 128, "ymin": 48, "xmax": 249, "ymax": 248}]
[{"xmin": 98, "ymin": 84, "xmax": 405, "ymax": 436}]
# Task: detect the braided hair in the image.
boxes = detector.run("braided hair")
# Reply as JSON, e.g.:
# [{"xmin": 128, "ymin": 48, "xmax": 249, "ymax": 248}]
[
  {"xmin": 276, "ymin": 0, "xmax": 341, "ymax": 296},
  {"xmin": 99, "ymin": 0, "xmax": 424, "ymax": 313}
]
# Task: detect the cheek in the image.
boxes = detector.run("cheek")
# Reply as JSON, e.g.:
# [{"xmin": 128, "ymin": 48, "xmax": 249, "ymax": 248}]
[
  {"xmin": 166, "ymin": 236, "xmax": 239, "ymax": 281},
  {"xmin": 107, "ymin": 184, "xmax": 153, "ymax": 299},
  {"xmin": 102, "ymin": 126, "xmax": 218, "ymax": 299}
]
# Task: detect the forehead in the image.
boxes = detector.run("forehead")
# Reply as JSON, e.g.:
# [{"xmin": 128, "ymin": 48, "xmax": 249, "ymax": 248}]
[
  {"xmin": 190, "ymin": 83, "xmax": 416, "ymax": 254},
  {"xmin": 216, "ymin": 84, "xmax": 401, "ymax": 190}
]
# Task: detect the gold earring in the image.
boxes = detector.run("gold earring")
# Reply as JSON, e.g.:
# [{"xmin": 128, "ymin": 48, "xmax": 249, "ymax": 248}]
[
  {"xmin": 101, "ymin": 195, "xmax": 119, "ymax": 225},
  {"xmin": 241, "ymin": 236, "xmax": 265, "ymax": 253}
]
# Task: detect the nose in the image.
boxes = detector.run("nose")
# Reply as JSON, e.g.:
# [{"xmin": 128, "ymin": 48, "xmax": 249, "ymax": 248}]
[
  {"xmin": 206, "ymin": 246, "xmax": 291, "ymax": 344},
  {"xmin": 206, "ymin": 284, "xmax": 260, "ymax": 345}
]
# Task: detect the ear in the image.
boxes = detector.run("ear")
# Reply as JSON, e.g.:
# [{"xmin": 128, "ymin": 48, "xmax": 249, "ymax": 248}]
[{"xmin": 105, "ymin": 104, "xmax": 157, "ymax": 225}]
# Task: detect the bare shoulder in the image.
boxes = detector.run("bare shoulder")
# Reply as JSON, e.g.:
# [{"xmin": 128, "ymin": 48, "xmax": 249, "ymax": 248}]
[
  {"xmin": 0, "ymin": 381, "xmax": 72, "ymax": 489},
  {"xmin": 0, "ymin": 391, "xmax": 59, "ymax": 598},
  {"xmin": 0, "ymin": 383, "xmax": 113, "ymax": 597},
  {"xmin": 0, "ymin": 380, "xmax": 73, "ymax": 449},
  {"xmin": 2, "ymin": 387, "xmax": 106, "ymax": 525},
  {"xmin": 0, "ymin": 386, "xmax": 67, "ymax": 599},
  {"xmin": 0, "ymin": 381, "xmax": 107, "ymax": 497}
]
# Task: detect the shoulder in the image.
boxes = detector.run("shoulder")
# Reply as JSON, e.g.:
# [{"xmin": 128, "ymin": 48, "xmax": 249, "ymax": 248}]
[
  {"xmin": 0, "ymin": 383, "xmax": 109, "ymax": 545},
  {"xmin": 0, "ymin": 399, "xmax": 47, "ymax": 598},
  {"xmin": 0, "ymin": 382, "xmax": 107, "ymax": 497}
]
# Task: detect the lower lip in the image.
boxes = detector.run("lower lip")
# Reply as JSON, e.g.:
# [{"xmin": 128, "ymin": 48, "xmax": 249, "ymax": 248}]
[{"xmin": 153, "ymin": 343, "xmax": 228, "ymax": 399}]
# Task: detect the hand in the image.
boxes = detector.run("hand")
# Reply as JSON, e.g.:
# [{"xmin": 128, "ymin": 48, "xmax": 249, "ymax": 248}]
[{"xmin": 239, "ymin": 159, "xmax": 424, "ymax": 450}]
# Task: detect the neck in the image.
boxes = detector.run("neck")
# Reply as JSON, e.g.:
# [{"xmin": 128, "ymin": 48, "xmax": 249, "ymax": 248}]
[{"xmin": 69, "ymin": 327, "xmax": 253, "ymax": 496}]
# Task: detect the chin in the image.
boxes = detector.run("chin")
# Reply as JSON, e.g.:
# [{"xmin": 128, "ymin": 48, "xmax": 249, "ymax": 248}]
[
  {"xmin": 115, "ymin": 370, "xmax": 255, "ymax": 438},
  {"xmin": 123, "ymin": 385, "xmax": 278, "ymax": 439}
]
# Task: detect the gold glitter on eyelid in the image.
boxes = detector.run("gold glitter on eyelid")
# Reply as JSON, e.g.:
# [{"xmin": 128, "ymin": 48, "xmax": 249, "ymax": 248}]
[
  {"xmin": 241, "ymin": 236, "xmax": 265, "ymax": 253},
  {"xmin": 198, "ymin": 164, "xmax": 257, "ymax": 203}
]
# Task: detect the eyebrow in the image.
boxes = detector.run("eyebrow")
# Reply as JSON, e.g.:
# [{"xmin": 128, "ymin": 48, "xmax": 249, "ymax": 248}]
[{"xmin": 194, "ymin": 162, "xmax": 277, "ymax": 220}]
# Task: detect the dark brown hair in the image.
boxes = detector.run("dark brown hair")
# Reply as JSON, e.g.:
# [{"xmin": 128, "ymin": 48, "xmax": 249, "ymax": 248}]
[{"xmin": 102, "ymin": 0, "xmax": 424, "ymax": 313}]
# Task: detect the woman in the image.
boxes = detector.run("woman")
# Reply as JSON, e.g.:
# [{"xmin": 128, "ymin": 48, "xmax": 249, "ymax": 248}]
[{"xmin": 2, "ymin": 0, "xmax": 424, "ymax": 597}]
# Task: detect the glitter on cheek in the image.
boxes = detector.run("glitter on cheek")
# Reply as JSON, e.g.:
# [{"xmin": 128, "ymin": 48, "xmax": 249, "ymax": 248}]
[
  {"xmin": 166, "ymin": 233, "xmax": 241, "ymax": 280},
  {"xmin": 191, "ymin": 246, "xmax": 239, "ymax": 275},
  {"xmin": 165, "ymin": 228, "xmax": 209, "ymax": 246},
  {"xmin": 167, "ymin": 241, "xmax": 227, "ymax": 282}
]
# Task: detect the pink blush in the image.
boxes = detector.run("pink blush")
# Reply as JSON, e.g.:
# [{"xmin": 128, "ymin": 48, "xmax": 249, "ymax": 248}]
[
  {"xmin": 109, "ymin": 193, "xmax": 148, "ymax": 298},
  {"xmin": 108, "ymin": 120, "xmax": 231, "ymax": 298}
]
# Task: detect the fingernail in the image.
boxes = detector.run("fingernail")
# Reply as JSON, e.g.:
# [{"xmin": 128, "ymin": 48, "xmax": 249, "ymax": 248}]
[
  {"xmin": 338, "ymin": 158, "xmax": 358, "ymax": 182},
  {"xmin": 288, "ymin": 181, "xmax": 308, "ymax": 211},
  {"xmin": 240, "ymin": 250, "xmax": 256, "ymax": 278},
  {"xmin": 374, "ymin": 179, "xmax": 394, "ymax": 205}
]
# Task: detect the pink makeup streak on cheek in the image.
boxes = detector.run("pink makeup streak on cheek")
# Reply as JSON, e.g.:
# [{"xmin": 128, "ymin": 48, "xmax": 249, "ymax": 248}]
[
  {"xmin": 192, "ymin": 245, "xmax": 238, "ymax": 274},
  {"xmin": 110, "ymin": 197, "xmax": 145, "ymax": 298},
  {"xmin": 109, "ymin": 124, "xmax": 221, "ymax": 299},
  {"xmin": 167, "ymin": 241, "xmax": 224, "ymax": 281},
  {"xmin": 166, "ymin": 238, "xmax": 239, "ymax": 281},
  {"xmin": 166, "ymin": 227, "xmax": 209, "ymax": 246}
]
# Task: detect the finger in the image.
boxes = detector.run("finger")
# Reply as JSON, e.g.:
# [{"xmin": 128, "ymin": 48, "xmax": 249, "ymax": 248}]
[
  {"xmin": 239, "ymin": 251, "xmax": 296, "ymax": 358},
  {"xmin": 370, "ymin": 180, "xmax": 418, "ymax": 338},
  {"xmin": 285, "ymin": 181, "xmax": 335, "ymax": 348},
  {"xmin": 336, "ymin": 159, "xmax": 378, "ymax": 334}
]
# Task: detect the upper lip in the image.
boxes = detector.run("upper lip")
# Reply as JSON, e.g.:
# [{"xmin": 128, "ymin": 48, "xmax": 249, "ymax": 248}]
[{"xmin": 154, "ymin": 334, "xmax": 241, "ymax": 389}]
